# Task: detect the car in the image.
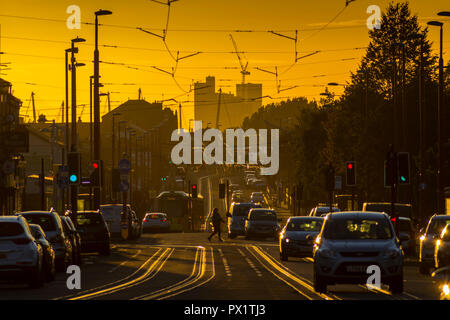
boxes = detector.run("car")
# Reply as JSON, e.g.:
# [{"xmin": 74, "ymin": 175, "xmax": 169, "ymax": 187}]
[
  {"xmin": 279, "ymin": 216, "xmax": 324, "ymax": 261},
  {"xmin": 142, "ymin": 213, "xmax": 170, "ymax": 233},
  {"xmin": 17, "ymin": 210, "xmax": 72, "ymax": 272},
  {"xmin": 391, "ymin": 216, "xmax": 416, "ymax": 256},
  {"xmin": 226, "ymin": 202, "xmax": 262, "ymax": 239},
  {"xmin": 313, "ymin": 211, "xmax": 404, "ymax": 294},
  {"xmin": 0, "ymin": 216, "xmax": 45, "ymax": 288},
  {"xmin": 245, "ymin": 208, "xmax": 281, "ymax": 240},
  {"xmin": 76, "ymin": 210, "xmax": 111, "ymax": 255},
  {"xmin": 60, "ymin": 215, "xmax": 82, "ymax": 266},
  {"xmin": 362, "ymin": 202, "xmax": 413, "ymax": 219},
  {"xmin": 419, "ymin": 215, "xmax": 450, "ymax": 274},
  {"xmin": 100, "ymin": 204, "xmax": 140, "ymax": 239},
  {"xmin": 250, "ymin": 192, "xmax": 265, "ymax": 204},
  {"xmin": 309, "ymin": 206, "xmax": 340, "ymax": 217},
  {"xmin": 435, "ymin": 224, "xmax": 450, "ymax": 270},
  {"xmin": 29, "ymin": 224, "xmax": 56, "ymax": 282}
]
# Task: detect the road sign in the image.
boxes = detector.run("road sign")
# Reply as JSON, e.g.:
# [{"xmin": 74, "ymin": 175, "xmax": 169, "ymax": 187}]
[
  {"xmin": 335, "ymin": 176, "xmax": 342, "ymax": 190},
  {"xmin": 118, "ymin": 158, "xmax": 131, "ymax": 175},
  {"xmin": 120, "ymin": 180, "xmax": 129, "ymax": 192},
  {"xmin": 2, "ymin": 160, "xmax": 15, "ymax": 175},
  {"xmin": 58, "ymin": 165, "xmax": 69, "ymax": 188}
]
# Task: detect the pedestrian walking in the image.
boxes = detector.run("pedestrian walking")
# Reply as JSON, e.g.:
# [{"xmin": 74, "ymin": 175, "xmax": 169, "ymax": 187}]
[{"xmin": 208, "ymin": 208, "xmax": 224, "ymax": 242}]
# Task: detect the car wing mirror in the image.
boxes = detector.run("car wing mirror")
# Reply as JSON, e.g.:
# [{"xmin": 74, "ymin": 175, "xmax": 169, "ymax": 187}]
[{"xmin": 226, "ymin": 213, "xmax": 231, "ymax": 218}]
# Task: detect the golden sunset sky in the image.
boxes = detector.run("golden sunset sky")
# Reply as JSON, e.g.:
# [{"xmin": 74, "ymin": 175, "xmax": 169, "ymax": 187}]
[{"xmin": 0, "ymin": 0, "xmax": 449, "ymax": 128}]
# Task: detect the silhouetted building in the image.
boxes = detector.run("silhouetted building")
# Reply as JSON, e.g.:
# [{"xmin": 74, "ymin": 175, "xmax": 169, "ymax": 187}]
[{"xmin": 194, "ymin": 76, "xmax": 262, "ymax": 129}]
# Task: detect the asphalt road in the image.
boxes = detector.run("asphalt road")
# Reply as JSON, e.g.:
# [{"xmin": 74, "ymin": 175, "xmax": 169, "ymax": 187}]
[
  {"xmin": 0, "ymin": 232, "xmax": 440, "ymax": 300},
  {"xmin": 0, "ymin": 172, "xmax": 441, "ymax": 300}
]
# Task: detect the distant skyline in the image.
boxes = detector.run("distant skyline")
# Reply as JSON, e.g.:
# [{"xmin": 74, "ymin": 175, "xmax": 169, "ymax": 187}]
[{"xmin": 0, "ymin": 0, "xmax": 448, "ymax": 128}]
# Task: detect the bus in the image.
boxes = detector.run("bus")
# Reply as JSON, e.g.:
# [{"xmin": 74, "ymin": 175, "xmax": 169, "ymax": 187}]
[{"xmin": 153, "ymin": 191, "xmax": 204, "ymax": 232}]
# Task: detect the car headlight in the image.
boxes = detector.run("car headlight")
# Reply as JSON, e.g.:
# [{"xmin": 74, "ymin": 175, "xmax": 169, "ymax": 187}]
[
  {"xmin": 285, "ymin": 238, "xmax": 290, "ymax": 243},
  {"xmin": 383, "ymin": 249, "xmax": 401, "ymax": 259},
  {"xmin": 318, "ymin": 248, "xmax": 335, "ymax": 259}
]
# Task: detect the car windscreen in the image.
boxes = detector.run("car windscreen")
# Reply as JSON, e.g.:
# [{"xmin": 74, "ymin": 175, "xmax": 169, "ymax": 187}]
[
  {"xmin": 0, "ymin": 222, "xmax": 24, "ymax": 237},
  {"xmin": 21, "ymin": 214, "xmax": 56, "ymax": 232},
  {"xmin": 76, "ymin": 213, "xmax": 105, "ymax": 226},
  {"xmin": 100, "ymin": 207, "xmax": 123, "ymax": 220},
  {"xmin": 232, "ymin": 204, "xmax": 261, "ymax": 217},
  {"xmin": 29, "ymin": 226, "xmax": 44, "ymax": 239},
  {"xmin": 286, "ymin": 219, "xmax": 322, "ymax": 231},
  {"xmin": 428, "ymin": 219, "xmax": 450, "ymax": 235},
  {"xmin": 250, "ymin": 210, "xmax": 277, "ymax": 221},
  {"xmin": 397, "ymin": 220, "xmax": 411, "ymax": 232},
  {"xmin": 323, "ymin": 218, "xmax": 393, "ymax": 240}
]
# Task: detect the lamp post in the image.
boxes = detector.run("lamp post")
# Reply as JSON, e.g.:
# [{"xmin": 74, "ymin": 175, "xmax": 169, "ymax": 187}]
[
  {"xmin": 411, "ymin": 32, "xmax": 426, "ymax": 222},
  {"xmin": 69, "ymin": 37, "xmax": 85, "ymax": 218},
  {"xmin": 118, "ymin": 120, "xmax": 127, "ymax": 160},
  {"xmin": 427, "ymin": 18, "xmax": 446, "ymax": 215},
  {"xmin": 93, "ymin": 9, "xmax": 112, "ymax": 210}
]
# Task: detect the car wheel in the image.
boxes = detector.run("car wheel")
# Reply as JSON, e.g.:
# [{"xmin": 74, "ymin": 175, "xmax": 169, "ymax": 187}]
[
  {"xmin": 29, "ymin": 261, "xmax": 44, "ymax": 288},
  {"xmin": 313, "ymin": 269, "xmax": 327, "ymax": 293},
  {"xmin": 389, "ymin": 273, "xmax": 403, "ymax": 294},
  {"xmin": 419, "ymin": 262, "xmax": 429, "ymax": 275},
  {"xmin": 280, "ymin": 251, "xmax": 288, "ymax": 261},
  {"xmin": 46, "ymin": 260, "xmax": 56, "ymax": 282}
]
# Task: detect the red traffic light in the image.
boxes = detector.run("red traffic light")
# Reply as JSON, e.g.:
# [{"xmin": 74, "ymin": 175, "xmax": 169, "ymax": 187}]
[
  {"xmin": 192, "ymin": 185, "xmax": 197, "ymax": 189},
  {"xmin": 92, "ymin": 162, "xmax": 99, "ymax": 169},
  {"xmin": 347, "ymin": 163, "xmax": 353, "ymax": 170}
]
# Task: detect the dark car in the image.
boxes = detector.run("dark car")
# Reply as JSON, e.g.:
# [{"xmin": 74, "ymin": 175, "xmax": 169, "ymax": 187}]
[
  {"xmin": 391, "ymin": 216, "xmax": 416, "ymax": 256},
  {"xmin": 17, "ymin": 210, "xmax": 72, "ymax": 271},
  {"xmin": 60, "ymin": 216, "xmax": 82, "ymax": 266},
  {"xmin": 226, "ymin": 202, "xmax": 262, "ymax": 239},
  {"xmin": 76, "ymin": 211, "xmax": 111, "ymax": 256},
  {"xmin": 279, "ymin": 216, "xmax": 324, "ymax": 261},
  {"xmin": 244, "ymin": 208, "xmax": 281, "ymax": 240},
  {"xmin": 435, "ymin": 224, "xmax": 450, "ymax": 270},
  {"xmin": 419, "ymin": 215, "xmax": 450, "ymax": 274},
  {"xmin": 29, "ymin": 224, "xmax": 56, "ymax": 282}
]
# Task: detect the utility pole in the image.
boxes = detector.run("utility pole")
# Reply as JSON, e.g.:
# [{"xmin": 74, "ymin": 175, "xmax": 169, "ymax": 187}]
[
  {"xmin": 31, "ymin": 92, "xmax": 36, "ymax": 123},
  {"xmin": 93, "ymin": 9, "xmax": 113, "ymax": 210}
]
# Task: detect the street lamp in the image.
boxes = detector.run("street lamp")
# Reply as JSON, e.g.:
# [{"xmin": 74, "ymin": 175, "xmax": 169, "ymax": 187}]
[
  {"xmin": 93, "ymin": 9, "xmax": 112, "ymax": 210},
  {"xmin": 427, "ymin": 18, "xmax": 445, "ymax": 215},
  {"xmin": 68, "ymin": 36, "xmax": 85, "ymax": 219}
]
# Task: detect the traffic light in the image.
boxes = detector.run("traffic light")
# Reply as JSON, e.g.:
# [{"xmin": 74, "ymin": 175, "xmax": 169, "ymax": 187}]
[
  {"xmin": 191, "ymin": 184, "xmax": 198, "ymax": 198},
  {"xmin": 397, "ymin": 152, "xmax": 410, "ymax": 185},
  {"xmin": 67, "ymin": 152, "xmax": 81, "ymax": 185},
  {"xmin": 89, "ymin": 160, "xmax": 102, "ymax": 187},
  {"xmin": 219, "ymin": 183, "xmax": 225, "ymax": 199},
  {"xmin": 345, "ymin": 161, "xmax": 356, "ymax": 186}
]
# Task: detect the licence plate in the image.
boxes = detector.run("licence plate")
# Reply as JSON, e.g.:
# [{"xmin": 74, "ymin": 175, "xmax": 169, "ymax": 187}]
[
  {"xmin": 0, "ymin": 253, "xmax": 7, "ymax": 259},
  {"xmin": 346, "ymin": 265, "xmax": 367, "ymax": 273}
]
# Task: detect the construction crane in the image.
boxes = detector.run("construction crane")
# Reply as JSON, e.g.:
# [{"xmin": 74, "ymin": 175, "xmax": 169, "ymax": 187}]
[
  {"xmin": 31, "ymin": 92, "xmax": 37, "ymax": 123},
  {"xmin": 229, "ymin": 34, "xmax": 250, "ymax": 84},
  {"xmin": 215, "ymin": 88, "xmax": 222, "ymax": 129}
]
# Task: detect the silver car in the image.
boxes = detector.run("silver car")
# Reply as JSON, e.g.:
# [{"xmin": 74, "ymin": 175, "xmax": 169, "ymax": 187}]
[
  {"xmin": 419, "ymin": 215, "xmax": 450, "ymax": 274},
  {"xmin": 0, "ymin": 216, "xmax": 45, "ymax": 288},
  {"xmin": 313, "ymin": 211, "xmax": 403, "ymax": 294},
  {"xmin": 142, "ymin": 213, "xmax": 170, "ymax": 232}
]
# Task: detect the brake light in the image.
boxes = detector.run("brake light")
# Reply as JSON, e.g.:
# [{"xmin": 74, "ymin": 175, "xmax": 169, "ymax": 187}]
[
  {"xmin": 161, "ymin": 219, "xmax": 168, "ymax": 222},
  {"xmin": 143, "ymin": 219, "xmax": 149, "ymax": 222},
  {"xmin": 13, "ymin": 238, "xmax": 31, "ymax": 245},
  {"xmin": 391, "ymin": 217, "xmax": 396, "ymax": 222}
]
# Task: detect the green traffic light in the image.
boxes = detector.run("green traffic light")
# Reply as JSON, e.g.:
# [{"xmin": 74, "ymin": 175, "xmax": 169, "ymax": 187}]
[
  {"xmin": 70, "ymin": 174, "xmax": 78, "ymax": 182},
  {"xmin": 401, "ymin": 176, "xmax": 406, "ymax": 182}
]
